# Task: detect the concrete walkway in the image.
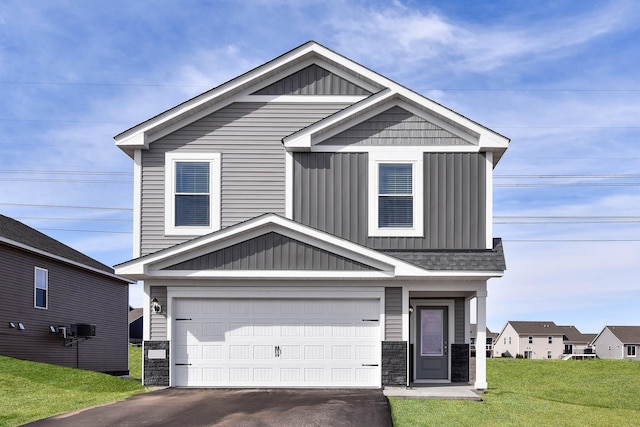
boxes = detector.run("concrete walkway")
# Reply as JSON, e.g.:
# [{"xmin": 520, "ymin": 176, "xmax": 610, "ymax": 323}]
[{"xmin": 383, "ymin": 385, "xmax": 483, "ymax": 401}]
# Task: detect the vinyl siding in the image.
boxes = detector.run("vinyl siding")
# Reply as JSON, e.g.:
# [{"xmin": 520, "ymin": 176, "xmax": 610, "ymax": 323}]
[
  {"xmin": 320, "ymin": 106, "xmax": 473, "ymax": 146},
  {"xmin": 0, "ymin": 244, "xmax": 129, "ymax": 374},
  {"xmin": 149, "ymin": 286, "xmax": 167, "ymax": 340},
  {"xmin": 163, "ymin": 232, "xmax": 376, "ymax": 271},
  {"xmin": 455, "ymin": 298, "xmax": 465, "ymax": 343},
  {"xmin": 385, "ymin": 287, "xmax": 402, "ymax": 340},
  {"xmin": 140, "ymin": 102, "xmax": 350, "ymax": 256},
  {"xmin": 251, "ymin": 64, "xmax": 371, "ymax": 96},
  {"xmin": 293, "ymin": 152, "xmax": 486, "ymax": 249}
]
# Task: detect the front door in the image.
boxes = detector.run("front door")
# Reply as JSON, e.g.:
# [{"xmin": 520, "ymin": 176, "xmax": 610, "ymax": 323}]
[{"xmin": 415, "ymin": 306, "xmax": 449, "ymax": 380}]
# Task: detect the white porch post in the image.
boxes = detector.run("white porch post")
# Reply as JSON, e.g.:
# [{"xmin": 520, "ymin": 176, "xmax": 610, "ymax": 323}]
[{"xmin": 475, "ymin": 291, "xmax": 488, "ymax": 389}]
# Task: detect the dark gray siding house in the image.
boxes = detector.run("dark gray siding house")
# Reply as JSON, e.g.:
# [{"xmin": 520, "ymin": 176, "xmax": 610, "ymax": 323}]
[
  {"xmin": 114, "ymin": 41, "xmax": 509, "ymax": 389},
  {"xmin": 0, "ymin": 215, "xmax": 133, "ymax": 374}
]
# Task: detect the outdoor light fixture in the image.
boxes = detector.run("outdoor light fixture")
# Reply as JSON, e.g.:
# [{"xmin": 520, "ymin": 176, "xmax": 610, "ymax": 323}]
[
  {"xmin": 409, "ymin": 305, "xmax": 414, "ymax": 314},
  {"xmin": 18, "ymin": 323, "xmax": 25, "ymax": 330},
  {"xmin": 49, "ymin": 325, "xmax": 57, "ymax": 333},
  {"xmin": 9, "ymin": 322, "xmax": 16, "ymax": 328},
  {"xmin": 151, "ymin": 297, "xmax": 162, "ymax": 313}
]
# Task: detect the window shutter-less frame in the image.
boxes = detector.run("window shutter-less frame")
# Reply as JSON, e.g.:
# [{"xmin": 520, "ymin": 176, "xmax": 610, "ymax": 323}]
[{"xmin": 378, "ymin": 163, "xmax": 413, "ymax": 228}]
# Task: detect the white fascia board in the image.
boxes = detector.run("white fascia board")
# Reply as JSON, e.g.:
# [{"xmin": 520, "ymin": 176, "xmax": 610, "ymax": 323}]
[
  {"xmin": 146, "ymin": 270, "xmax": 394, "ymax": 279},
  {"xmin": 0, "ymin": 237, "xmax": 134, "ymax": 284}
]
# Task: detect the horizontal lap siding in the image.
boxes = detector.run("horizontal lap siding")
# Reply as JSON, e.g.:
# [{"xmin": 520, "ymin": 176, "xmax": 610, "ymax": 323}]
[
  {"xmin": 149, "ymin": 286, "xmax": 167, "ymax": 340},
  {"xmin": 385, "ymin": 287, "xmax": 402, "ymax": 340},
  {"xmin": 293, "ymin": 152, "xmax": 486, "ymax": 249},
  {"xmin": 140, "ymin": 102, "xmax": 349, "ymax": 255},
  {"xmin": 0, "ymin": 244, "xmax": 128, "ymax": 373}
]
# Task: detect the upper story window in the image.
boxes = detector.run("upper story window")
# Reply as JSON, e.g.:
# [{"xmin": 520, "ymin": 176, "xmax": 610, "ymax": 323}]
[
  {"xmin": 548, "ymin": 336, "xmax": 553, "ymax": 344},
  {"xmin": 34, "ymin": 267, "xmax": 48, "ymax": 309},
  {"xmin": 528, "ymin": 336, "xmax": 533, "ymax": 344},
  {"xmin": 368, "ymin": 152, "xmax": 423, "ymax": 237},
  {"xmin": 165, "ymin": 152, "xmax": 221, "ymax": 236}
]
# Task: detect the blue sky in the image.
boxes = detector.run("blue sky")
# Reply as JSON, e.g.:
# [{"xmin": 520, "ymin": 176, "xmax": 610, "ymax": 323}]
[{"xmin": 1, "ymin": 0, "xmax": 639, "ymax": 334}]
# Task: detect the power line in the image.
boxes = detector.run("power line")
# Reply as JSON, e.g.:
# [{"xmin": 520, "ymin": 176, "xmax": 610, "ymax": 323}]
[
  {"xmin": 14, "ymin": 216, "xmax": 130, "ymax": 223},
  {"xmin": 0, "ymin": 169, "xmax": 129, "ymax": 175},
  {"xmin": 0, "ymin": 178, "xmax": 132, "ymax": 184},
  {"xmin": 0, "ymin": 202, "xmax": 132, "ymax": 211},
  {"xmin": 38, "ymin": 228, "xmax": 131, "ymax": 234}
]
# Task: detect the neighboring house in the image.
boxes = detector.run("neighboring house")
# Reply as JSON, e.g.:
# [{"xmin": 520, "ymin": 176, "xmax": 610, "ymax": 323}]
[
  {"xmin": 470, "ymin": 324, "xmax": 497, "ymax": 358},
  {"xmin": 557, "ymin": 325, "xmax": 596, "ymax": 357},
  {"xmin": 0, "ymin": 214, "xmax": 132, "ymax": 374},
  {"xmin": 493, "ymin": 321, "xmax": 594, "ymax": 359},
  {"xmin": 129, "ymin": 308, "xmax": 143, "ymax": 344},
  {"xmin": 592, "ymin": 326, "xmax": 640, "ymax": 360},
  {"xmin": 114, "ymin": 41, "xmax": 509, "ymax": 389}
]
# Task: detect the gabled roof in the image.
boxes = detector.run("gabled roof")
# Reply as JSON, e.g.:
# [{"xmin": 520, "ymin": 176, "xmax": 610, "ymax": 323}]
[
  {"xmin": 0, "ymin": 214, "xmax": 132, "ymax": 283},
  {"xmin": 557, "ymin": 325, "xmax": 593, "ymax": 344},
  {"xmin": 115, "ymin": 213, "xmax": 501, "ymax": 281},
  {"xmin": 114, "ymin": 41, "xmax": 509, "ymax": 162},
  {"xmin": 597, "ymin": 326, "xmax": 640, "ymax": 345},
  {"xmin": 505, "ymin": 321, "xmax": 565, "ymax": 336},
  {"xmin": 128, "ymin": 308, "xmax": 143, "ymax": 324}
]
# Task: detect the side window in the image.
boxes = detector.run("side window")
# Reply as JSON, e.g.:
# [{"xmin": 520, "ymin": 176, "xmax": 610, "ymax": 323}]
[
  {"xmin": 528, "ymin": 336, "xmax": 533, "ymax": 344},
  {"xmin": 165, "ymin": 152, "xmax": 220, "ymax": 235},
  {"xmin": 548, "ymin": 336, "xmax": 553, "ymax": 344},
  {"xmin": 34, "ymin": 267, "xmax": 48, "ymax": 309},
  {"xmin": 628, "ymin": 346, "xmax": 637, "ymax": 357}
]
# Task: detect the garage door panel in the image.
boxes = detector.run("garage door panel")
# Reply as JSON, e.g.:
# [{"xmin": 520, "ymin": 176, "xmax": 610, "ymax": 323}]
[{"xmin": 173, "ymin": 298, "xmax": 381, "ymax": 387}]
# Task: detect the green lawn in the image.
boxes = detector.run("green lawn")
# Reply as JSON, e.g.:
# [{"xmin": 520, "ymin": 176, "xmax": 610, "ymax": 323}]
[
  {"xmin": 0, "ymin": 346, "xmax": 145, "ymax": 427},
  {"xmin": 390, "ymin": 358, "xmax": 640, "ymax": 427}
]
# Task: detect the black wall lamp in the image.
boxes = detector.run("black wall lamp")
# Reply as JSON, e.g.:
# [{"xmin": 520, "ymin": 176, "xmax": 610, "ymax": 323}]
[{"xmin": 151, "ymin": 297, "xmax": 162, "ymax": 313}]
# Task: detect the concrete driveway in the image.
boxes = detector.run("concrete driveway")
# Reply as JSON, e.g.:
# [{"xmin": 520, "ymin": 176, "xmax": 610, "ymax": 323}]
[{"xmin": 25, "ymin": 388, "xmax": 393, "ymax": 427}]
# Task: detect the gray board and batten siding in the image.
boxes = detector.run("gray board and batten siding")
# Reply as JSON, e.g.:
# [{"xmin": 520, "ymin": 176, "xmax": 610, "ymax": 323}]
[
  {"xmin": 293, "ymin": 152, "xmax": 487, "ymax": 250},
  {"xmin": 251, "ymin": 64, "xmax": 372, "ymax": 96},
  {"xmin": 140, "ymin": 102, "xmax": 351, "ymax": 256},
  {"xmin": 319, "ymin": 106, "xmax": 473, "ymax": 146},
  {"xmin": 163, "ymin": 232, "xmax": 376, "ymax": 271}
]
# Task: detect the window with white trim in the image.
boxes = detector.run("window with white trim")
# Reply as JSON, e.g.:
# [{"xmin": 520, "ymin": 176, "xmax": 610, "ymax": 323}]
[
  {"xmin": 165, "ymin": 152, "xmax": 220, "ymax": 235},
  {"xmin": 34, "ymin": 267, "xmax": 48, "ymax": 309},
  {"xmin": 368, "ymin": 152, "xmax": 423, "ymax": 237},
  {"xmin": 528, "ymin": 336, "xmax": 533, "ymax": 344},
  {"xmin": 628, "ymin": 345, "xmax": 637, "ymax": 357}
]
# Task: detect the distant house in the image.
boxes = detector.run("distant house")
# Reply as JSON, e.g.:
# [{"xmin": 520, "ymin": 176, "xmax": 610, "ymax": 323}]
[
  {"xmin": 470, "ymin": 324, "xmax": 497, "ymax": 357},
  {"xmin": 493, "ymin": 321, "xmax": 594, "ymax": 360},
  {"xmin": 0, "ymin": 214, "xmax": 133, "ymax": 374},
  {"xmin": 128, "ymin": 308, "xmax": 143, "ymax": 344},
  {"xmin": 592, "ymin": 326, "xmax": 640, "ymax": 360}
]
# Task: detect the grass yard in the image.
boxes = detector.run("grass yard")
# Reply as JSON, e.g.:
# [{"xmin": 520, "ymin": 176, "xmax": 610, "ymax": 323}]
[
  {"xmin": 0, "ymin": 346, "xmax": 145, "ymax": 427},
  {"xmin": 390, "ymin": 358, "xmax": 640, "ymax": 426}
]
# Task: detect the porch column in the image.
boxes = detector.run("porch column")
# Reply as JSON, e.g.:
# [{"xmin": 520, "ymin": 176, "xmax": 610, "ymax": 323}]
[{"xmin": 475, "ymin": 292, "xmax": 488, "ymax": 389}]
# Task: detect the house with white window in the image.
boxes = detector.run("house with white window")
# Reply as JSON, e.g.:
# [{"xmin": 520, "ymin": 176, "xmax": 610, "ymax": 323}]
[
  {"xmin": 591, "ymin": 326, "xmax": 640, "ymax": 360},
  {"xmin": 114, "ymin": 41, "xmax": 509, "ymax": 389},
  {"xmin": 493, "ymin": 321, "xmax": 595, "ymax": 359},
  {"xmin": 0, "ymin": 214, "xmax": 132, "ymax": 374}
]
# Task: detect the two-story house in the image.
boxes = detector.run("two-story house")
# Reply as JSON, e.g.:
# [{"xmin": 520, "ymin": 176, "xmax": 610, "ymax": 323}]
[{"xmin": 114, "ymin": 41, "xmax": 509, "ymax": 390}]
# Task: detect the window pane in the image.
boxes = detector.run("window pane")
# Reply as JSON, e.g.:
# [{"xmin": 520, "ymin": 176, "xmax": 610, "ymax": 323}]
[
  {"xmin": 35, "ymin": 268, "xmax": 47, "ymax": 289},
  {"xmin": 175, "ymin": 195, "xmax": 210, "ymax": 226},
  {"xmin": 421, "ymin": 309, "xmax": 443, "ymax": 356},
  {"xmin": 379, "ymin": 196, "xmax": 413, "ymax": 227},
  {"xmin": 379, "ymin": 164, "xmax": 412, "ymax": 194},
  {"xmin": 36, "ymin": 289, "xmax": 46, "ymax": 308},
  {"xmin": 176, "ymin": 162, "xmax": 209, "ymax": 193}
]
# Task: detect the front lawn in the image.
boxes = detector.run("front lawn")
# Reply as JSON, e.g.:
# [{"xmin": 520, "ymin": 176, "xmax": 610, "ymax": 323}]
[
  {"xmin": 390, "ymin": 358, "xmax": 640, "ymax": 426},
  {"xmin": 0, "ymin": 347, "xmax": 145, "ymax": 427}
]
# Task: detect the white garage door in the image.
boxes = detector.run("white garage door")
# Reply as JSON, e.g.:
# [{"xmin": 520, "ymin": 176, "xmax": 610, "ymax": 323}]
[{"xmin": 172, "ymin": 298, "xmax": 381, "ymax": 387}]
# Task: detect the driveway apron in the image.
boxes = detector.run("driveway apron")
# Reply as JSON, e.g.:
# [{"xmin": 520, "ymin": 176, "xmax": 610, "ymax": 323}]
[{"xmin": 25, "ymin": 388, "xmax": 393, "ymax": 427}]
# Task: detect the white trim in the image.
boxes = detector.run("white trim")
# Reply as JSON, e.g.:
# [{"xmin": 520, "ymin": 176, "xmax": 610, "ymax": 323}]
[
  {"xmin": 410, "ymin": 299, "xmax": 455, "ymax": 383},
  {"xmin": 164, "ymin": 152, "xmax": 221, "ymax": 236},
  {"xmin": 143, "ymin": 282, "xmax": 151, "ymax": 341},
  {"xmin": 485, "ymin": 151, "xmax": 494, "ymax": 249},
  {"xmin": 311, "ymin": 145, "xmax": 483, "ymax": 153},
  {"xmin": 368, "ymin": 152, "xmax": 424, "ymax": 237},
  {"xmin": 34, "ymin": 266, "xmax": 48, "ymax": 309},
  {"xmin": 285, "ymin": 151, "xmax": 293, "ymax": 219},
  {"xmin": 133, "ymin": 149, "xmax": 142, "ymax": 258}
]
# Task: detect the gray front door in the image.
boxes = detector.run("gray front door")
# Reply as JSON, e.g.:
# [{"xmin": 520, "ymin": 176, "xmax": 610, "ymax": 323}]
[{"xmin": 415, "ymin": 306, "xmax": 449, "ymax": 380}]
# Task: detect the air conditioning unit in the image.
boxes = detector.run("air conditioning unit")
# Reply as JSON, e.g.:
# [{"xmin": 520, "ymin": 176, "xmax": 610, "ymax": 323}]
[{"xmin": 72, "ymin": 323, "xmax": 96, "ymax": 337}]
